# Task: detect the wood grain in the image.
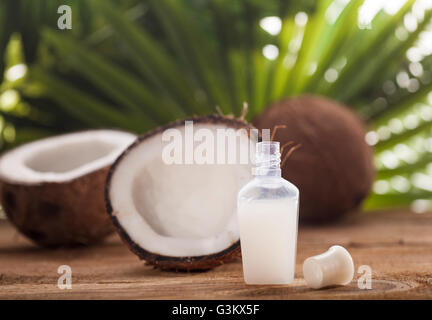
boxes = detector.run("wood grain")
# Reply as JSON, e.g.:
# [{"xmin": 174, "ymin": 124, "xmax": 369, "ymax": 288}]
[{"xmin": 0, "ymin": 210, "xmax": 431, "ymax": 299}]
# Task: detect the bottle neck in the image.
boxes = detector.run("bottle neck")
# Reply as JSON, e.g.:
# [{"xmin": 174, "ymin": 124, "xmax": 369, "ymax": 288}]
[
  {"xmin": 254, "ymin": 141, "xmax": 282, "ymax": 178},
  {"xmin": 255, "ymin": 168, "xmax": 281, "ymax": 177}
]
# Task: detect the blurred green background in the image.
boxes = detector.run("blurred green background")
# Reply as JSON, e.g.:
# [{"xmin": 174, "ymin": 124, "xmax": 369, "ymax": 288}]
[{"xmin": 0, "ymin": 0, "xmax": 432, "ymax": 213}]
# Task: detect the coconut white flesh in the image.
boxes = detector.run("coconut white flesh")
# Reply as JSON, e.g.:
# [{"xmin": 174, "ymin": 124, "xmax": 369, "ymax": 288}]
[
  {"xmin": 109, "ymin": 124, "xmax": 255, "ymax": 257},
  {"xmin": 0, "ymin": 130, "xmax": 136, "ymax": 184}
]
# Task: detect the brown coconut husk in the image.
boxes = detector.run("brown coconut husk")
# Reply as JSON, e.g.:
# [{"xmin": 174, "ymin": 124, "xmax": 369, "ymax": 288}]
[
  {"xmin": 254, "ymin": 95, "xmax": 375, "ymax": 224},
  {"xmin": 1, "ymin": 168, "xmax": 114, "ymax": 247},
  {"xmin": 0, "ymin": 130, "xmax": 136, "ymax": 247}
]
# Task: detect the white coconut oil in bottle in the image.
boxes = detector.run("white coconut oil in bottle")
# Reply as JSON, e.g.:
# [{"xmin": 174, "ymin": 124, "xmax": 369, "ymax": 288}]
[{"xmin": 237, "ymin": 141, "xmax": 299, "ymax": 284}]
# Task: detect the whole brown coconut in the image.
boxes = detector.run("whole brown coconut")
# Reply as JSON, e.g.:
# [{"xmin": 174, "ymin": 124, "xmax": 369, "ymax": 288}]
[
  {"xmin": 0, "ymin": 130, "xmax": 136, "ymax": 247},
  {"xmin": 253, "ymin": 95, "xmax": 375, "ymax": 224}
]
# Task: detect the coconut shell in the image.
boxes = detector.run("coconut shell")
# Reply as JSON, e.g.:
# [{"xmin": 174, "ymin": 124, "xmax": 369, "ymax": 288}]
[
  {"xmin": 253, "ymin": 95, "xmax": 375, "ymax": 224},
  {"xmin": 105, "ymin": 115, "xmax": 254, "ymax": 271},
  {"xmin": 0, "ymin": 167, "xmax": 115, "ymax": 247},
  {"xmin": 111, "ymin": 221, "xmax": 240, "ymax": 271}
]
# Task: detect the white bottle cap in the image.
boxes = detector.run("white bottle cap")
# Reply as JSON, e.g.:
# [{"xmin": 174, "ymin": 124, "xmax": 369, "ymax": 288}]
[{"xmin": 302, "ymin": 245, "xmax": 354, "ymax": 289}]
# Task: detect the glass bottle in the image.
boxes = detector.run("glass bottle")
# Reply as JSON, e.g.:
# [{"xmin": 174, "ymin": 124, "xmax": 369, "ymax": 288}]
[{"xmin": 237, "ymin": 141, "xmax": 299, "ymax": 284}]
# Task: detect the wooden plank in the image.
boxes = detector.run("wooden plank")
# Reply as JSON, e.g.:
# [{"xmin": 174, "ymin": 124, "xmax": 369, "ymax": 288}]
[{"xmin": 0, "ymin": 210, "xmax": 431, "ymax": 299}]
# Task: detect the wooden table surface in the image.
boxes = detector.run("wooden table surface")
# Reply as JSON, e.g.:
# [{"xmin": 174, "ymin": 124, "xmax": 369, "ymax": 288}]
[{"xmin": 0, "ymin": 210, "xmax": 431, "ymax": 300}]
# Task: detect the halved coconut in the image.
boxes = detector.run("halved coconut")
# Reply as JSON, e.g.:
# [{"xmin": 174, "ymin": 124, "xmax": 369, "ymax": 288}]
[
  {"xmin": 106, "ymin": 115, "xmax": 256, "ymax": 271},
  {"xmin": 0, "ymin": 130, "xmax": 136, "ymax": 247}
]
